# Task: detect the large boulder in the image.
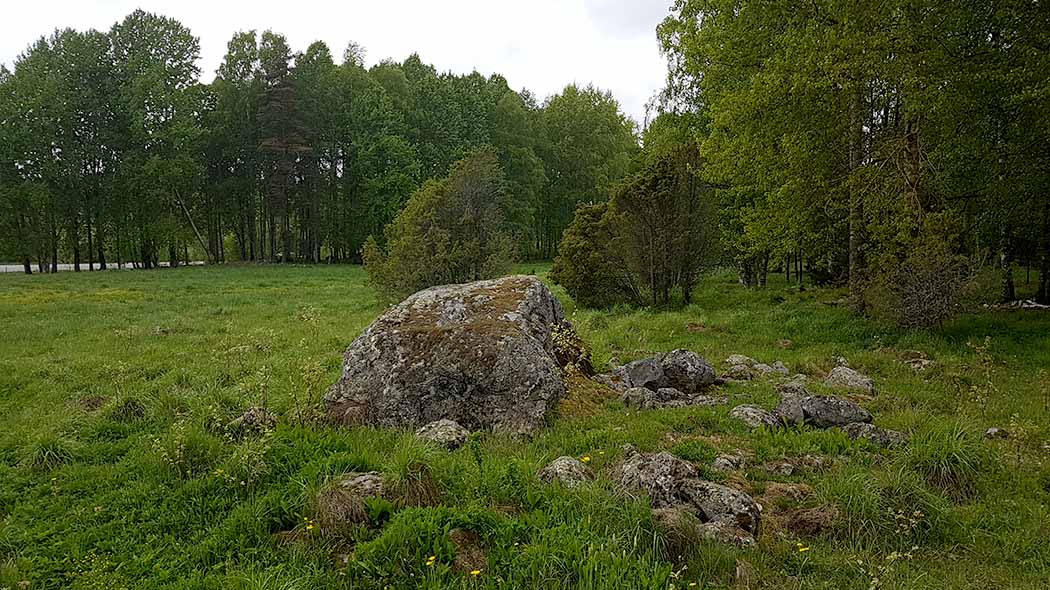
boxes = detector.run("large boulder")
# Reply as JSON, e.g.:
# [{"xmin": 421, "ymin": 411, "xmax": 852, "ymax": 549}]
[{"xmin": 325, "ymin": 276, "xmax": 572, "ymax": 433}]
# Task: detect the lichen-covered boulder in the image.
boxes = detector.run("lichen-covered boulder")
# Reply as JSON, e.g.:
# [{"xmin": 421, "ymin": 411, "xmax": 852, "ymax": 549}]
[{"xmin": 325, "ymin": 276, "xmax": 572, "ymax": 433}]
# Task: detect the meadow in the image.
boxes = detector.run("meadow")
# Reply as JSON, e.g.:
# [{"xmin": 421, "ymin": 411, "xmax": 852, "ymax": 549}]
[{"xmin": 0, "ymin": 264, "xmax": 1048, "ymax": 589}]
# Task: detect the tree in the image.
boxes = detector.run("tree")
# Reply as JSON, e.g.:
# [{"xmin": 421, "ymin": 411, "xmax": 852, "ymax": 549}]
[
  {"xmin": 553, "ymin": 139, "xmax": 719, "ymax": 307},
  {"xmin": 364, "ymin": 149, "xmax": 515, "ymax": 296},
  {"xmin": 537, "ymin": 84, "xmax": 638, "ymax": 257}
]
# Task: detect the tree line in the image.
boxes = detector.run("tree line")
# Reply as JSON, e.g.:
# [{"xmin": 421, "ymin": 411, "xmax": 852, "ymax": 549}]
[
  {"xmin": 0, "ymin": 10, "xmax": 638, "ymax": 273},
  {"xmin": 654, "ymin": 0, "xmax": 1050, "ymax": 309}
]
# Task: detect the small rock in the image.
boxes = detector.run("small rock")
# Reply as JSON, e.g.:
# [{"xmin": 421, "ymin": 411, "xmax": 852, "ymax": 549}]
[
  {"xmin": 985, "ymin": 427, "xmax": 1009, "ymax": 439},
  {"xmin": 752, "ymin": 363, "xmax": 775, "ymax": 375},
  {"xmin": 316, "ymin": 472, "xmax": 386, "ymax": 530},
  {"xmin": 725, "ymin": 354, "xmax": 757, "ymax": 367},
  {"xmin": 765, "ymin": 462, "xmax": 795, "ymax": 476},
  {"xmin": 800, "ymin": 395, "xmax": 872, "ymax": 428},
  {"xmin": 730, "ymin": 405, "xmax": 780, "ymax": 429},
  {"xmin": 722, "ymin": 364, "xmax": 754, "ymax": 381},
  {"xmin": 753, "ymin": 362, "xmax": 789, "ymax": 377},
  {"xmin": 776, "ymin": 339, "xmax": 794, "ymax": 349},
  {"xmin": 415, "ymin": 419, "xmax": 470, "ymax": 450},
  {"xmin": 771, "ymin": 361, "xmax": 790, "ymax": 375},
  {"xmin": 833, "ymin": 356, "xmax": 850, "ymax": 368},
  {"xmin": 824, "ymin": 366, "xmax": 875, "ymax": 394},
  {"xmin": 711, "ymin": 454, "xmax": 746, "ymax": 472},
  {"xmin": 841, "ymin": 422, "xmax": 907, "ymax": 447},
  {"xmin": 762, "ymin": 481, "xmax": 814, "ymax": 502},
  {"xmin": 537, "ymin": 456, "xmax": 593, "ymax": 488},
  {"xmin": 621, "ymin": 387, "xmax": 656, "ymax": 409}
]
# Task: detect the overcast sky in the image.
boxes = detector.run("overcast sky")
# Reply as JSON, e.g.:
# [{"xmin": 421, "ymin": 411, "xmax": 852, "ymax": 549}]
[{"xmin": 1, "ymin": 0, "xmax": 671, "ymax": 126}]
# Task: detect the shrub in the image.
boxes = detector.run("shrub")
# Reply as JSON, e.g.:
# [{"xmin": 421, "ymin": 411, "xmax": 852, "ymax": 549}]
[
  {"xmin": 550, "ymin": 202, "xmax": 637, "ymax": 308},
  {"xmin": 364, "ymin": 149, "xmax": 517, "ymax": 298},
  {"xmin": 552, "ymin": 142, "xmax": 719, "ymax": 308}
]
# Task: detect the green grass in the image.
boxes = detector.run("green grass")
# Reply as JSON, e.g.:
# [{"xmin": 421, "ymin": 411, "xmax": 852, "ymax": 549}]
[{"xmin": 1, "ymin": 264, "xmax": 1049, "ymax": 589}]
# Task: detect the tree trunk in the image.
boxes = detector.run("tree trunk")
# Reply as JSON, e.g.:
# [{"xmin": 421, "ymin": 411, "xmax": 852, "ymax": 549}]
[
  {"xmin": 848, "ymin": 85, "xmax": 867, "ymax": 312},
  {"xmin": 1037, "ymin": 195, "xmax": 1050, "ymax": 304}
]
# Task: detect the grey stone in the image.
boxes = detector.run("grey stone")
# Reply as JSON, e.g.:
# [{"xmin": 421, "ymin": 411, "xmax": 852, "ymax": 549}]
[
  {"xmin": 984, "ymin": 427, "xmax": 1009, "ymax": 439},
  {"xmin": 723, "ymin": 364, "xmax": 754, "ymax": 381},
  {"xmin": 725, "ymin": 354, "xmax": 757, "ymax": 367},
  {"xmin": 620, "ymin": 451, "xmax": 761, "ymax": 544},
  {"xmin": 415, "ymin": 419, "xmax": 470, "ymax": 449},
  {"xmin": 325, "ymin": 276, "xmax": 570, "ymax": 434},
  {"xmin": 800, "ymin": 396, "xmax": 872, "ymax": 428},
  {"xmin": 712, "ymin": 454, "xmax": 746, "ymax": 472},
  {"xmin": 605, "ymin": 350, "xmax": 716, "ymax": 394},
  {"xmin": 537, "ymin": 456, "xmax": 593, "ymax": 488},
  {"xmin": 824, "ymin": 366, "xmax": 875, "ymax": 394},
  {"xmin": 841, "ymin": 422, "xmax": 907, "ymax": 447},
  {"xmin": 730, "ymin": 404, "xmax": 779, "ymax": 429},
  {"xmin": 621, "ymin": 387, "xmax": 656, "ymax": 409}
]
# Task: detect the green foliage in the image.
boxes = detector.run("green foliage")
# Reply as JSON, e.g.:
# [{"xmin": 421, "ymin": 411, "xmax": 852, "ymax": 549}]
[
  {"xmin": 549, "ymin": 202, "xmax": 635, "ymax": 308},
  {"xmin": 364, "ymin": 150, "xmax": 516, "ymax": 297},
  {"xmin": 552, "ymin": 142, "xmax": 719, "ymax": 307}
]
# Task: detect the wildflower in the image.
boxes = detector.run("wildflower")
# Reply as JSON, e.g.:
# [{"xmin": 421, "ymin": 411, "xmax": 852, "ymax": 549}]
[
  {"xmin": 470, "ymin": 569, "xmax": 482, "ymax": 576},
  {"xmin": 797, "ymin": 542, "xmax": 810, "ymax": 553},
  {"xmin": 580, "ymin": 455, "xmax": 591, "ymax": 463},
  {"xmin": 689, "ymin": 583, "xmax": 698, "ymax": 588},
  {"xmin": 426, "ymin": 555, "xmax": 436, "ymax": 567}
]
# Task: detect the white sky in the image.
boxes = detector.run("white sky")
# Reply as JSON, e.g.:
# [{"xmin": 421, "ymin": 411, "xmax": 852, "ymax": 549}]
[{"xmin": 1, "ymin": 0, "xmax": 671, "ymax": 126}]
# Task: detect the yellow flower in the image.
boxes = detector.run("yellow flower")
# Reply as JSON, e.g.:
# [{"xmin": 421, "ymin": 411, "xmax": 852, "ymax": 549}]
[
  {"xmin": 797, "ymin": 543, "xmax": 810, "ymax": 553},
  {"xmin": 470, "ymin": 569, "xmax": 482, "ymax": 576},
  {"xmin": 426, "ymin": 555, "xmax": 436, "ymax": 567},
  {"xmin": 580, "ymin": 456, "xmax": 591, "ymax": 463},
  {"xmin": 689, "ymin": 583, "xmax": 698, "ymax": 588}
]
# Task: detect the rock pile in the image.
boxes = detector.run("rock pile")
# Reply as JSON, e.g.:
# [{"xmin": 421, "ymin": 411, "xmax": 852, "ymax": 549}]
[
  {"xmin": 598, "ymin": 350, "xmax": 723, "ymax": 409},
  {"xmin": 619, "ymin": 446, "xmax": 762, "ymax": 546}
]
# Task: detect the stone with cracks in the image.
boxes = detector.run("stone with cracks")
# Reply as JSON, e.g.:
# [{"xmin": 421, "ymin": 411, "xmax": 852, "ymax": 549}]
[
  {"xmin": 620, "ymin": 450, "xmax": 761, "ymax": 545},
  {"xmin": 800, "ymin": 395, "xmax": 872, "ymax": 428},
  {"xmin": 325, "ymin": 276, "xmax": 572, "ymax": 434},
  {"xmin": 537, "ymin": 456, "xmax": 592, "ymax": 487},
  {"xmin": 723, "ymin": 364, "xmax": 754, "ymax": 381},
  {"xmin": 600, "ymin": 350, "xmax": 716, "ymax": 394},
  {"xmin": 415, "ymin": 419, "xmax": 470, "ymax": 449}
]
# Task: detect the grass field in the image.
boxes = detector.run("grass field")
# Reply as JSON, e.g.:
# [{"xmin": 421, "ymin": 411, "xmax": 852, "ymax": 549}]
[{"xmin": 1, "ymin": 264, "xmax": 1048, "ymax": 589}]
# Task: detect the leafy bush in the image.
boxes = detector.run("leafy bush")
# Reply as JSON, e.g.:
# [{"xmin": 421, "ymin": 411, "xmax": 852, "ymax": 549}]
[
  {"xmin": 550, "ymin": 202, "xmax": 636, "ymax": 308},
  {"xmin": 364, "ymin": 149, "xmax": 517, "ymax": 297}
]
